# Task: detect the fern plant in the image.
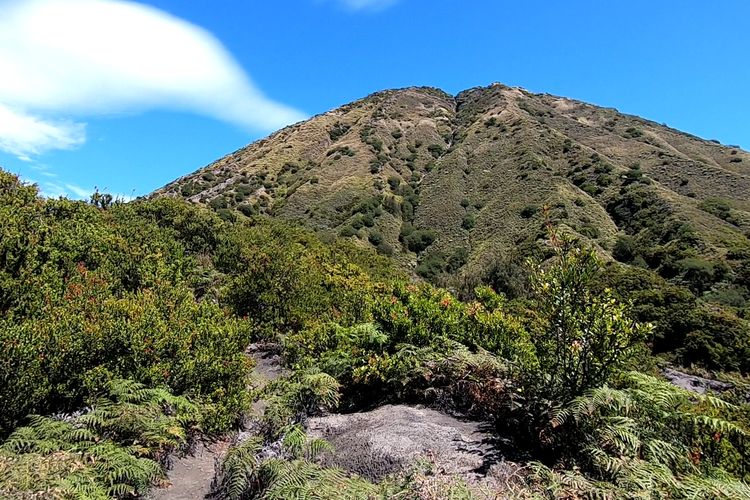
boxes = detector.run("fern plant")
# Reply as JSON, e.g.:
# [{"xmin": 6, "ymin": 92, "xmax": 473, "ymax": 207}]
[
  {"xmin": 0, "ymin": 378, "xmax": 202, "ymax": 499},
  {"xmin": 212, "ymin": 424, "xmax": 376, "ymax": 500},
  {"xmin": 531, "ymin": 371, "xmax": 750, "ymax": 498},
  {"xmin": 258, "ymin": 370, "xmax": 340, "ymax": 439}
]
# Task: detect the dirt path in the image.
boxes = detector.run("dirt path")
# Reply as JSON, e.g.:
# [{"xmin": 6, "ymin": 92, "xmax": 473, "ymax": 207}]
[
  {"xmin": 149, "ymin": 343, "xmax": 283, "ymax": 500},
  {"xmin": 148, "ymin": 440, "xmax": 229, "ymax": 500}
]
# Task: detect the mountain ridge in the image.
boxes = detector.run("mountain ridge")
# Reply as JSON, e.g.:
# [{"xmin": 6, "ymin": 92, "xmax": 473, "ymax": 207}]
[{"xmin": 153, "ymin": 82, "xmax": 750, "ymax": 297}]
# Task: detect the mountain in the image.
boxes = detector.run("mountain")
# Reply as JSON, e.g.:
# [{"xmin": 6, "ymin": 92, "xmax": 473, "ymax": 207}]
[{"xmin": 154, "ymin": 83, "xmax": 750, "ymax": 299}]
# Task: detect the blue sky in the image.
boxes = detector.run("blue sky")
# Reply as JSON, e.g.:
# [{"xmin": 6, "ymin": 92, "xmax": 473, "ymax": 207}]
[{"xmin": 0, "ymin": 0, "xmax": 748, "ymax": 199}]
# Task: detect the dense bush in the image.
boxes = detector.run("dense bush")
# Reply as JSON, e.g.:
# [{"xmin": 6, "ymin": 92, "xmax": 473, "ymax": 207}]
[
  {"xmin": 3, "ymin": 167, "xmax": 750, "ymax": 497},
  {"xmin": 0, "ymin": 174, "xmax": 253, "ymax": 435},
  {"xmin": 603, "ymin": 264, "xmax": 750, "ymax": 372},
  {"xmin": 218, "ymin": 219, "xmax": 392, "ymax": 336},
  {"xmin": 0, "ymin": 379, "xmax": 202, "ymax": 498},
  {"xmin": 527, "ymin": 241, "xmax": 650, "ymax": 401},
  {"xmin": 401, "ymin": 227, "xmax": 436, "ymax": 253}
]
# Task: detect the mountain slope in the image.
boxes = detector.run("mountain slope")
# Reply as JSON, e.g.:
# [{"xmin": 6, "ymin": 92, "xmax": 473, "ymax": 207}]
[{"xmin": 154, "ymin": 84, "xmax": 750, "ymax": 292}]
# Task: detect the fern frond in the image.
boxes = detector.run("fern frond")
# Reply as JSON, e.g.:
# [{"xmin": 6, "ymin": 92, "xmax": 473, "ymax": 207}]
[
  {"xmin": 213, "ymin": 437, "xmax": 263, "ymax": 500},
  {"xmin": 281, "ymin": 424, "xmax": 307, "ymax": 459}
]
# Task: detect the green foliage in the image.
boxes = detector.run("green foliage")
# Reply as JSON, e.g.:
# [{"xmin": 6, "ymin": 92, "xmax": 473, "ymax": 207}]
[
  {"xmin": 402, "ymin": 228, "xmax": 436, "ymax": 253},
  {"xmin": 603, "ymin": 264, "xmax": 750, "ymax": 372},
  {"xmin": 416, "ymin": 252, "xmax": 447, "ymax": 280},
  {"xmin": 326, "ymin": 145, "xmax": 356, "ymax": 157},
  {"xmin": 213, "ymin": 427, "xmax": 377, "ymax": 500},
  {"xmin": 219, "ymin": 220, "xmax": 386, "ymax": 336},
  {"xmin": 427, "ymin": 144, "xmax": 445, "ymax": 158},
  {"xmin": 0, "ymin": 267, "xmax": 252, "ymax": 434},
  {"xmin": 0, "ymin": 175, "xmax": 252, "ymax": 435},
  {"xmin": 209, "ymin": 196, "xmax": 229, "ymax": 210},
  {"xmin": 339, "ymin": 225, "xmax": 357, "ymax": 237},
  {"xmin": 461, "ymin": 213, "xmax": 476, "ymax": 230},
  {"xmin": 259, "ymin": 371, "xmax": 341, "ymax": 438},
  {"xmin": 527, "ymin": 240, "xmax": 651, "ymax": 401},
  {"xmin": 4, "ymin": 168, "xmax": 750, "ymax": 497},
  {"xmin": 0, "ymin": 379, "xmax": 201, "ymax": 499},
  {"xmin": 701, "ymin": 197, "xmax": 742, "ymax": 227},
  {"xmin": 368, "ymin": 230, "xmax": 383, "ymax": 246},
  {"xmin": 531, "ymin": 372, "xmax": 750, "ymax": 498},
  {"xmin": 520, "ymin": 205, "xmax": 538, "ymax": 218},
  {"xmin": 328, "ymin": 121, "xmax": 351, "ymax": 141},
  {"xmin": 285, "ymin": 284, "xmax": 534, "ymax": 409},
  {"xmin": 624, "ymin": 127, "xmax": 643, "ymax": 138}
]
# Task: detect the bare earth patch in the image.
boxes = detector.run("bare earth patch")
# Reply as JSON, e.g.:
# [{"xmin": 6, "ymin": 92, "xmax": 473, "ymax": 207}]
[
  {"xmin": 148, "ymin": 441, "xmax": 229, "ymax": 500},
  {"xmin": 308, "ymin": 404, "xmax": 522, "ymax": 496},
  {"xmin": 149, "ymin": 345, "xmax": 284, "ymax": 499}
]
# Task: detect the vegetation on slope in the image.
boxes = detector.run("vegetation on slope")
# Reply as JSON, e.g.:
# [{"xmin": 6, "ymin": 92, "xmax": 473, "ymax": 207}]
[
  {"xmin": 156, "ymin": 83, "xmax": 750, "ymax": 375},
  {"xmin": 2, "ymin": 167, "xmax": 750, "ymax": 498}
]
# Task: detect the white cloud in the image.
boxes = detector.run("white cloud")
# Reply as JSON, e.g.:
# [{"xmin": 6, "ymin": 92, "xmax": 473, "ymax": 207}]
[
  {"xmin": 0, "ymin": 104, "xmax": 86, "ymax": 160},
  {"xmin": 336, "ymin": 0, "xmax": 398, "ymax": 11},
  {"xmin": 37, "ymin": 179, "xmax": 135, "ymax": 201},
  {"xmin": 64, "ymin": 183, "xmax": 94, "ymax": 199},
  {"xmin": 0, "ymin": 0, "xmax": 307, "ymax": 159}
]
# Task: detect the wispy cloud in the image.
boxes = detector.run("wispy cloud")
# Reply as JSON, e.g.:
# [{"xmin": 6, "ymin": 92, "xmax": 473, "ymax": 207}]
[
  {"xmin": 0, "ymin": 0, "xmax": 307, "ymax": 159},
  {"xmin": 335, "ymin": 0, "xmax": 399, "ymax": 11},
  {"xmin": 36, "ymin": 179, "xmax": 135, "ymax": 201},
  {"xmin": 0, "ymin": 104, "xmax": 85, "ymax": 161}
]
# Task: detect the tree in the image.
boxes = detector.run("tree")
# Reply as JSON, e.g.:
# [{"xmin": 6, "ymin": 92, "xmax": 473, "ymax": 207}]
[{"xmin": 528, "ymin": 236, "xmax": 651, "ymax": 401}]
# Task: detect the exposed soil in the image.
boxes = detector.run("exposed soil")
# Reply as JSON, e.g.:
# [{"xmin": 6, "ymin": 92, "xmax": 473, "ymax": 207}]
[
  {"xmin": 307, "ymin": 404, "xmax": 521, "ymax": 494},
  {"xmin": 149, "ymin": 344, "xmax": 284, "ymax": 500},
  {"xmin": 148, "ymin": 440, "xmax": 230, "ymax": 500},
  {"xmin": 151, "ymin": 344, "xmax": 520, "ymax": 498}
]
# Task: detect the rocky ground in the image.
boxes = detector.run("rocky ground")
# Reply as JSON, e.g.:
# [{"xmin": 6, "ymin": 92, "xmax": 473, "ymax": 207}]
[
  {"xmin": 663, "ymin": 367, "xmax": 733, "ymax": 394},
  {"xmin": 308, "ymin": 404, "xmax": 521, "ymax": 494},
  {"xmin": 150, "ymin": 344, "xmax": 518, "ymax": 499}
]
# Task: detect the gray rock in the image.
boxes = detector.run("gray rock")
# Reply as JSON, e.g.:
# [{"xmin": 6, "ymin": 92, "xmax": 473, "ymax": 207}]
[
  {"xmin": 663, "ymin": 367, "xmax": 733, "ymax": 394},
  {"xmin": 307, "ymin": 404, "xmax": 519, "ymax": 491}
]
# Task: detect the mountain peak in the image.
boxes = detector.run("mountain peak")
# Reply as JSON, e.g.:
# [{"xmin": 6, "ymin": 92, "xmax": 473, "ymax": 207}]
[{"xmin": 154, "ymin": 82, "xmax": 749, "ymax": 281}]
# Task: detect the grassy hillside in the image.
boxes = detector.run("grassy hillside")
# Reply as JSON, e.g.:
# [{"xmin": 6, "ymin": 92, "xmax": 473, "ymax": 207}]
[
  {"xmin": 5, "ymin": 167, "xmax": 750, "ymax": 498},
  {"xmin": 156, "ymin": 84, "xmax": 750, "ymax": 268},
  {"xmin": 156, "ymin": 83, "xmax": 750, "ymax": 372}
]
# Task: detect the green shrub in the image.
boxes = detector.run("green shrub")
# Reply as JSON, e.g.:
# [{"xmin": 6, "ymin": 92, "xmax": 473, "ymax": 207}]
[
  {"xmin": 376, "ymin": 241, "xmax": 394, "ymax": 256},
  {"xmin": 416, "ymin": 253, "xmax": 447, "ymax": 280},
  {"xmin": 368, "ymin": 231, "xmax": 384, "ymax": 246},
  {"xmin": 219, "ymin": 220, "xmax": 383, "ymax": 336},
  {"xmin": 402, "ymin": 228, "xmax": 436, "ymax": 253},
  {"xmin": 461, "ymin": 214, "xmax": 476, "ymax": 230},
  {"xmin": 527, "ymin": 240, "xmax": 651, "ymax": 401},
  {"xmin": 0, "ymin": 268, "xmax": 252, "ymax": 434},
  {"xmin": 208, "ymin": 196, "xmax": 228, "ymax": 210},
  {"xmin": 427, "ymin": 144, "xmax": 445, "ymax": 158},
  {"xmin": 701, "ymin": 197, "xmax": 741, "ymax": 226},
  {"xmin": 237, "ymin": 203, "xmax": 257, "ymax": 217},
  {"xmin": 339, "ymin": 225, "xmax": 357, "ymax": 237},
  {"xmin": 328, "ymin": 122, "xmax": 351, "ymax": 141},
  {"xmin": 520, "ymin": 205, "xmax": 538, "ymax": 218},
  {"xmin": 624, "ymin": 127, "xmax": 643, "ymax": 138}
]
